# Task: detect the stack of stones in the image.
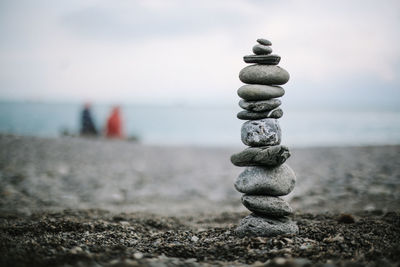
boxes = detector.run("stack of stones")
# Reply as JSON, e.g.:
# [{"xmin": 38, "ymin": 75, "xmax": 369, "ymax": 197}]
[{"xmin": 231, "ymin": 38, "xmax": 298, "ymax": 237}]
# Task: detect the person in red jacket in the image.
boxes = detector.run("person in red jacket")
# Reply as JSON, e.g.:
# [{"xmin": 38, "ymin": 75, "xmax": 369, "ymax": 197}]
[{"xmin": 106, "ymin": 106, "xmax": 124, "ymax": 138}]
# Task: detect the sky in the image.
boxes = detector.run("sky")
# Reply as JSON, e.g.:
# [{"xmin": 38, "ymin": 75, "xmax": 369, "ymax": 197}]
[{"xmin": 0, "ymin": 0, "xmax": 400, "ymax": 109}]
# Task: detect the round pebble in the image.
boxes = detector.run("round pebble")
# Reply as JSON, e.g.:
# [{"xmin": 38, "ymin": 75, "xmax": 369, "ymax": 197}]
[
  {"xmin": 241, "ymin": 118, "xmax": 281, "ymax": 147},
  {"xmin": 252, "ymin": 44, "xmax": 273, "ymax": 55},
  {"xmin": 241, "ymin": 195, "xmax": 293, "ymax": 216},
  {"xmin": 235, "ymin": 213, "xmax": 299, "ymax": 237},
  {"xmin": 234, "ymin": 164, "xmax": 296, "ymax": 196},
  {"xmin": 237, "ymin": 85, "xmax": 285, "ymax": 101},
  {"xmin": 230, "ymin": 145, "xmax": 290, "ymax": 167},
  {"xmin": 237, "ymin": 108, "xmax": 283, "ymax": 120},
  {"xmin": 239, "ymin": 65, "xmax": 290, "ymax": 85}
]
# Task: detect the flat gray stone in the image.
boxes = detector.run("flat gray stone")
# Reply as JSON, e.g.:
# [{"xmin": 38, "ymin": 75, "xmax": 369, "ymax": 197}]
[
  {"xmin": 244, "ymin": 54, "xmax": 280, "ymax": 65},
  {"xmin": 237, "ymin": 85, "xmax": 285, "ymax": 101},
  {"xmin": 241, "ymin": 119, "xmax": 281, "ymax": 147},
  {"xmin": 236, "ymin": 214, "xmax": 298, "ymax": 237},
  {"xmin": 241, "ymin": 195, "xmax": 293, "ymax": 216},
  {"xmin": 237, "ymin": 108, "xmax": 283, "ymax": 120},
  {"xmin": 239, "ymin": 65, "xmax": 290, "ymax": 85},
  {"xmin": 239, "ymin": 99, "xmax": 281, "ymax": 112},
  {"xmin": 230, "ymin": 145, "xmax": 290, "ymax": 167},
  {"xmin": 257, "ymin": 38, "xmax": 272, "ymax": 46},
  {"xmin": 252, "ymin": 44, "xmax": 273, "ymax": 55},
  {"xmin": 234, "ymin": 164, "xmax": 296, "ymax": 196}
]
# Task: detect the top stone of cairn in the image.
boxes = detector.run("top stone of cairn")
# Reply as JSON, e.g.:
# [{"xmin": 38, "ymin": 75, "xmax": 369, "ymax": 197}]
[{"xmin": 257, "ymin": 38, "xmax": 272, "ymax": 46}]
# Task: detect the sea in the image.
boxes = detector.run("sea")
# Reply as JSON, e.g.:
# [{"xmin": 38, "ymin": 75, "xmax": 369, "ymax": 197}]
[{"xmin": 1, "ymin": 101, "xmax": 400, "ymax": 147}]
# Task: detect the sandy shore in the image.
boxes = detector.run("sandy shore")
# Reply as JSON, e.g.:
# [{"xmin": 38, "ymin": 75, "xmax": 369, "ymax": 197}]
[{"xmin": 0, "ymin": 135, "xmax": 399, "ymax": 266}]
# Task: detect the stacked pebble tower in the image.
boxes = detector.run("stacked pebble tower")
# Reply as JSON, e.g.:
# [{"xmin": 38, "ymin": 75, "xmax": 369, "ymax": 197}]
[{"xmin": 231, "ymin": 38, "xmax": 298, "ymax": 237}]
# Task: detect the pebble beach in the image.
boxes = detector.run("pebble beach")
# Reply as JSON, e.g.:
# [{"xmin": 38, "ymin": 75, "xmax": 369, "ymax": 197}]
[{"xmin": 0, "ymin": 134, "xmax": 399, "ymax": 266}]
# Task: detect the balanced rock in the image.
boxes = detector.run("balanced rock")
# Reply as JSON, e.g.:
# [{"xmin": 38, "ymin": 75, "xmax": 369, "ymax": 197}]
[
  {"xmin": 257, "ymin": 38, "xmax": 272, "ymax": 46},
  {"xmin": 241, "ymin": 118, "xmax": 281, "ymax": 147},
  {"xmin": 237, "ymin": 108, "xmax": 283, "ymax": 120},
  {"xmin": 239, "ymin": 99, "xmax": 281, "ymax": 112},
  {"xmin": 230, "ymin": 145, "xmax": 290, "ymax": 167},
  {"xmin": 238, "ymin": 85, "xmax": 285, "ymax": 101},
  {"xmin": 252, "ymin": 44, "xmax": 273, "ymax": 55},
  {"xmin": 233, "ymin": 37, "xmax": 297, "ymax": 238},
  {"xmin": 236, "ymin": 214, "xmax": 298, "ymax": 237},
  {"xmin": 234, "ymin": 164, "xmax": 296, "ymax": 196},
  {"xmin": 243, "ymin": 54, "xmax": 280, "ymax": 65},
  {"xmin": 241, "ymin": 195, "xmax": 293, "ymax": 217},
  {"xmin": 239, "ymin": 65, "xmax": 290, "ymax": 85}
]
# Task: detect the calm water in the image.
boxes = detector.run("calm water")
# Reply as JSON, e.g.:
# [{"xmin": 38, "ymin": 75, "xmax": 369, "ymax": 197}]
[{"xmin": 1, "ymin": 101, "xmax": 400, "ymax": 147}]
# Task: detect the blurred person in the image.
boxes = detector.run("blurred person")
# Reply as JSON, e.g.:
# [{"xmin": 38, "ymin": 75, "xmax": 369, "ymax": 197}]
[
  {"xmin": 80, "ymin": 103, "xmax": 98, "ymax": 136},
  {"xmin": 106, "ymin": 106, "xmax": 124, "ymax": 138}
]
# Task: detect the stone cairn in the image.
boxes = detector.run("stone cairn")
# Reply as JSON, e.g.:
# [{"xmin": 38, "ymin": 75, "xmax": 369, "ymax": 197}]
[{"xmin": 231, "ymin": 38, "xmax": 298, "ymax": 237}]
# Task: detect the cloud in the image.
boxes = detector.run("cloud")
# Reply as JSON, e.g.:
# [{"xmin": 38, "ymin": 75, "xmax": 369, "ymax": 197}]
[{"xmin": 60, "ymin": 0, "xmax": 256, "ymax": 41}]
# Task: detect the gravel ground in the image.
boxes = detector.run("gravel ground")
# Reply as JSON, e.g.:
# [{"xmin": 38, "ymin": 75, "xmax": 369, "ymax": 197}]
[
  {"xmin": 0, "ymin": 135, "xmax": 399, "ymax": 266},
  {"xmin": 1, "ymin": 210, "xmax": 399, "ymax": 266}
]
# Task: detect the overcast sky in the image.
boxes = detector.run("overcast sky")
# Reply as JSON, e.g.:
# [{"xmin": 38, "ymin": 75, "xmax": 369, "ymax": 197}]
[{"xmin": 0, "ymin": 0, "xmax": 399, "ymax": 108}]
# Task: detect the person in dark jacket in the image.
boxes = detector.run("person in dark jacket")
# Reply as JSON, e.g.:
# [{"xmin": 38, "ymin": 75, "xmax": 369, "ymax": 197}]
[{"xmin": 80, "ymin": 103, "xmax": 98, "ymax": 136}]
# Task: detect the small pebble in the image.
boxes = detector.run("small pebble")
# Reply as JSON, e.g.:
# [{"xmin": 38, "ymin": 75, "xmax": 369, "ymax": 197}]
[
  {"xmin": 134, "ymin": 252, "xmax": 144, "ymax": 259},
  {"xmin": 337, "ymin": 214, "xmax": 355, "ymax": 224},
  {"xmin": 69, "ymin": 246, "xmax": 83, "ymax": 254},
  {"xmin": 252, "ymin": 44, "xmax": 273, "ymax": 55}
]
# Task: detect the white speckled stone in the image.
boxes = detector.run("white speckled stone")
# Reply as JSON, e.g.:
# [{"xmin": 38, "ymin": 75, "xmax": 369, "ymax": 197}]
[
  {"xmin": 241, "ymin": 119, "xmax": 281, "ymax": 147},
  {"xmin": 236, "ymin": 214, "xmax": 298, "ymax": 237},
  {"xmin": 234, "ymin": 164, "xmax": 296, "ymax": 196},
  {"xmin": 239, "ymin": 65, "xmax": 290, "ymax": 85},
  {"xmin": 241, "ymin": 195, "xmax": 293, "ymax": 216}
]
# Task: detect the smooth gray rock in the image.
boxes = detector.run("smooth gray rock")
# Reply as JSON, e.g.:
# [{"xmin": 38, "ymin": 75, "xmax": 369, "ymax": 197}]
[
  {"xmin": 244, "ymin": 54, "xmax": 280, "ymax": 65},
  {"xmin": 237, "ymin": 85, "xmax": 285, "ymax": 101},
  {"xmin": 241, "ymin": 119, "xmax": 281, "ymax": 147},
  {"xmin": 257, "ymin": 38, "xmax": 272, "ymax": 46},
  {"xmin": 239, "ymin": 65, "xmax": 290, "ymax": 85},
  {"xmin": 234, "ymin": 164, "xmax": 296, "ymax": 195},
  {"xmin": 237, "ymin": 108, "xmax": 283, "ymax": 120},
  {"xmin": 239, "ymin": 99, "xmax": 281, "ymax": 112},
  {"xmin": 230, "ymin": 145, "xmax": 290, "ymax": 167},
  {"xmin": 236, "ymin": 214, "xmax": 298, "ymax": 237},
  {"xmin": 241, "ymin": 195, "xmax": 293, "ymax": 216},
  {"xmin": 252, "ymin": 44, "xmax": 273, "ymax": 55}
]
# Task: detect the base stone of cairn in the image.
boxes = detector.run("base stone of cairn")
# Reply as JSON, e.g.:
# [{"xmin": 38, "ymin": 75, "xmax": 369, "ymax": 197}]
[
  {"xmin": 236, "ymin": 214, "xmax": 298, "ymax": 237},
  {"xmin": 231, "ymin": 38, "xmax": 298, "ymax": 237}
]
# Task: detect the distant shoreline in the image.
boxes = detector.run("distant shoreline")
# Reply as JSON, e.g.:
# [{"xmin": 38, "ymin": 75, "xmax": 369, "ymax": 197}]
[{"xmin": 2, "ymin": 132, "xmax": 400, "ymax": 150}]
